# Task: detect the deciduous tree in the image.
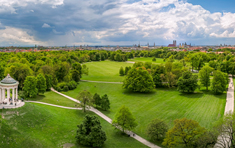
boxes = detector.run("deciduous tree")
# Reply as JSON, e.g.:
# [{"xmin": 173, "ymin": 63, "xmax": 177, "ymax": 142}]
[
  {"xmin": 36, "ymin": 73, "xmax": 47, "ymax": 94},
  {"xmin": 101, "ymin": 94, "xmax": 110, "ymax": 111},
  {"xmin": 112, "ymin": 106, "xmax": 138, "ymax": 133},
  {"xmin": 162, "ymin": 118, "xmax": 206, "ymax": 147},
  {"xmin": 199, "ymin": 66, "xmax": 214, "ymax": 91},
  {"xmin": 23, "ymin": 76, "xmax": 38, "ymax": 98},
  {"xmin": 77, "ymin": 90, "xmax": 93, "ymax": 112},
  {"xmin": 123, "ymin": 67, "xmax": 155, "ymax": 92},
  {"xmin": 146, "ymin": 118, "xmax": 168, "ymax": 141},
  {"xmin": 177, "ymin": 71, "xmax": 198, "ymax": 93},
  {"xmin": 211, "ymin": 70, "xmax": 228, "ymax": 94}
]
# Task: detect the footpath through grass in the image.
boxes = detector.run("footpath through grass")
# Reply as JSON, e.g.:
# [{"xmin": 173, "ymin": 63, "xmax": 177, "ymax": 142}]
[
  {"xmin": 0, "ymin": 103, "xmax": 148, "ymax": 148},
  {"xmin": 82, "ymin": 61, "xmax": 133, "ymax": 82},
  {"xmin": 63, "ymin": 82, "xmax": 226, "ymax": 144}
]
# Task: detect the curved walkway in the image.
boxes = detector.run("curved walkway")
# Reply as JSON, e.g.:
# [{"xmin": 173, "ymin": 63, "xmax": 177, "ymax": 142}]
[
  {"xmin": 51, "ymin": 88, "xmax": 160, "ymax": 148},
  {"xmin": 26, "ymin": 101, "xmax": 82, "ymax": 110}
]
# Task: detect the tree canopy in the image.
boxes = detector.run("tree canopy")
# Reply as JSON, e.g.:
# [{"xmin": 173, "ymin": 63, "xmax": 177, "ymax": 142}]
[
  {"xmin": 177, "ymin": 71, "xmax": 198, "ymax": 93},
  {"xmin": 76, "ymin": 115, "xmax": 106, "ymax": 147},
  {"xmin": 123, "ymin": 67, "xmax": 155, "ymax": 92}
]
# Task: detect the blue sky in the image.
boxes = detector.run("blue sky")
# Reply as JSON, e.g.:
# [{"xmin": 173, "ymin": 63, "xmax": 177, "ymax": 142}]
[
  {"xmin": 188, "ymin": 0, "xmax": 235, "ymax": 13},
  {"xmin": 0, "ymin": 0, "xmax": 235, "ymax": 46}
]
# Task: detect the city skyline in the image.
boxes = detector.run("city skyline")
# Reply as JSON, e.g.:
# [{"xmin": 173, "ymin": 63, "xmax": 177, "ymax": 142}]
[{"xmin": 0, "ymin": 0, "xmax": 235, "ymax": 46}]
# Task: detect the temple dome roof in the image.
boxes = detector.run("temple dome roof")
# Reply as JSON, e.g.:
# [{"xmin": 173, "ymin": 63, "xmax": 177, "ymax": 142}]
[{"xmin": 0, "ymin": 74, "xmax": 17, "ymax": 84}]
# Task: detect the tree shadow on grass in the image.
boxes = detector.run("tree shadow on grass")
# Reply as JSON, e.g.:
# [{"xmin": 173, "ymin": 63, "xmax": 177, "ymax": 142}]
[
  {"xmin": 179, "ymin": 92, "xmax": 204, "ymax": 99},
  {"xmin": 27, "ymin": 95, "xmax": 45, "ymax": 101},
  {"xmin": 122, "ymin": 89, "xmax": 157, "ymax": 96}
]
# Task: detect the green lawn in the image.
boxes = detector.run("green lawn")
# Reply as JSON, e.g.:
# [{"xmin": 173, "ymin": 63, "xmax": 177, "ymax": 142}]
[
  {"xmin": 0, "ymin": 103, "xmax": 148, "ymax": 148},
  {"xmin": 128, "ymin": 57, "xmax": 165, "ymax": 63},
  {"xmin": 63, "ymin": 82, "xmax": 226, "ymax": 145},
  {"xmin": 82, "ymin": 61, "xmax": 133, "ymax": 82},
  {"xmin": 26, "ymin": 91, "xmax": 78, "ymax": 107}
]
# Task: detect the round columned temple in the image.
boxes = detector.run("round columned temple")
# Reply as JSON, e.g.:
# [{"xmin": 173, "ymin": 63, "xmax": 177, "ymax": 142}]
[{"xmin": 0, "ymin": 74, "xmax": 24, "ymax": 109}]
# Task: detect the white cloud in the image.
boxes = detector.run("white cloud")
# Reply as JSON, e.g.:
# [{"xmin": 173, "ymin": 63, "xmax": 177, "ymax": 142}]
[
  {"xmin": 42, "ymin": 23, "xmax": 51, "ymax": 28},
  {"xmin": 0, "ymin": 27, "xmax": 46, "ymax": 45},
  {"xmin": 0, "ymin": 0, "xmax": 64, "ymax": 13}
]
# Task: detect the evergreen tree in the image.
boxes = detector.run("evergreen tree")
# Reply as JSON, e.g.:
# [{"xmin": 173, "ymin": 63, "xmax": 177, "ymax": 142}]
[
  {"xmin": 93, "ymin": 93, "xmax": 101, "ymax": 107},
  {"xmin": 76, "ymin": 115, "xmax": 106, "ymax": 147},
  {"xmin": 101, "ymin": 94, "xmax": 110, "ymax": 111},
  {"xmin": 119, "ymin": 67, "xmax": 124, "ymax": 76}
]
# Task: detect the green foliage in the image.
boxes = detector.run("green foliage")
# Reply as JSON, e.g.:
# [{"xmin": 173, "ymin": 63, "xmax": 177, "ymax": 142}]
[
  {"xmin": 199, "ymin": 66, "xmax": 214, "ymax": 91},
  {"xmin": 63, "ymin": 86, "xmax": 69, "ymax": 92},
  {"xmin": 93, "ymin": 93, "xmax": 102, "ymax": 107},
  {"xmin": 119, "ymin": 67, "xmax": 125, "ymax": 76},
  {"xmin": 77, "ymin": 90, "xmax": 93, "ymax": 112},
  {"xmin": 123, "ymin": 67, "xmax": 155, "ymax": 92},
  {"xmin": 163, "ymin": 118, "xmax": 206, "ymax": 147},
  {"xmin": 76, "ymin": 115, "xmax": 106, "ymax": 147},
  {"xmin": 146, "ymin": 119, "xmax": 168, "ymax": 141},
  {"xmin": 23, "ymin": 76, "xmax": 38, "ymax": 98},
  {"xmin": 177, "ymin": 71, "xmax": 198, "ymax": 93},
  {"xmin": 211, "ymin": 70, "xmax": 228, "ymax": 94},
  {"xmin": 152, "ymin": 57, "xmax": 156, "ymax": 61},
  {"xmin": 71, "ymin": 69, "xmax": 80, "ymax": 82},
  {"xmin": 124, "ymin": 66, "xmax": 131, "ymax": 75},
  {"xmin": 45, "ymin": 74, "xmax": 52, "ymax": 90},
  {"xmin": 112, "ymin": 106, "xmax": 138, "ymax": 133},
  {"xmin": 36, "ymin": 73, "xmax": 47, "ymax": 94},
  {"xmin": 101, "ymin": 94, "xmax": 110, "ymax": 111}
]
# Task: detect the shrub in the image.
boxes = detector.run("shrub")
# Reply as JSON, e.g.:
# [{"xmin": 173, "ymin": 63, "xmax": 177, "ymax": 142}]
[{"xmin": 63, "ymin": 86, "xmax": 69, "ymax": 92}]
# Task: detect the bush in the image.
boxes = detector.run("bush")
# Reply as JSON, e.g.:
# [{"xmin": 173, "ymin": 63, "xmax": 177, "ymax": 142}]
[
  {"xmin": 68, "ymin": 81, "xmax": 77, "ymax": 90},
  {"xmin": 63, "ymin": 86, "xmax": 69, "ymax": 92},
  {"xmin": 152, "ymin": 57, "xmax": 156, "ymax": 61}
]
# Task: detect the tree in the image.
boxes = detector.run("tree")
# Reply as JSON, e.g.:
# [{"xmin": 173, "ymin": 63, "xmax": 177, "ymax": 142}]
[
  {"xmin": 124, "ymin": 66, "xmax": 131, "ymax": 75},
  {"xmin": 76, "ymin": 115, "xmax": 106, "ymax": 147},
  {"xmin": 23, "ymin": 76, "xmax": 38, "ymax": 98},
  {"xmin": 160, "ymin": 72, "xmax": 177, "ymax": 88},
  {"xmin": 146, "ymin": 118, "xmax": 168, "ymax": 141},
  {"xmin": 71, "ymin": 70, "xmax": 80, "ymax": 82},
  {"xmin": 101, "ymin": 94, "xmax": 110, "ymax": 111},
  {"xmin": 177, "ymin": 71, "xmax": 198, "ymax": 93},
  {"xmin": 211, "ymin": 70, "xmax": 228, "ymax": 94},
  {"xmin": 229, "ymin": 62, "xmax": 235, "ymax": 77},
  {"xmin": 45, "ymin": 74, "xmax": 52, "ymax": 91},
  {"xmin": 152, "ymin": 57, "xmax": 156, "ymax": 61},
  {"xmin": 36, "ymin": 73, "xmax": 47, "ymax": 94},
  {"xmin": 199, "ymin": 66, "xmax": 214, "ymax": 91},
  {"xmin": 163, "ymin": 118, "xmax": 206, "ymax": 147},
  {"xmin": 0, "ymin": 64, "xmax": 5, "ymax": 80},
  {"xmin": 123, "ymin": 67, "xmax": 155, "ymax": 92},
  {"xmin": 213, "ymin": 112, "xmax": 235, "ymax": 148},
  {"xmin": 112, "ymin": 106, "xmax": 138, "ymax": 133},
  {"xmin": 119, "ymin": 67, "xmax": 124, "ymax": 76},
  {"xmin": 93, "ymin": 93, "xmax": 101, "ymax": 107},
  {"xmin": 77, "ymin": 90, "xmax": 93, "ymax": 112}
]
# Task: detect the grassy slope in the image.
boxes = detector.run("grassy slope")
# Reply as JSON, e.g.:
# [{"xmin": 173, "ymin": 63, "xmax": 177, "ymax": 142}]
[
  {"xmin": 63, "ymin": 82, "xmax": 226, "ymax": 143},
  {"xmin": 27, "ymin": 91, "xmax": 78, "ymax": 107},
  {"xmin": 0, "ymin": 103, "xmax": 148, "ymax": 148},
  {"xmin": 82, "ymin": 61, "xmax": 133, "ymax": 82}
]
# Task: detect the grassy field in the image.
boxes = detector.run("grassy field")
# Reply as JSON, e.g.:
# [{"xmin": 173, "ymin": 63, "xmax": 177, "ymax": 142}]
[
  {"xmin": 26, "ymin": 91, "xmax": 78, "ymax": 107},
  {"xmin": 63, "ymin": 82, "xmax": 226, "ymax": 145},
  {"xmin": 0, "ymin": 103, "xmax": 148, "ymax": 148},
  {"xmin": 82, "ymin": 61, "xmax": 133, "ymax": 82},
  {"xmin": 128, "ymin": 57, "xmax": 165, "ymax": 63}
]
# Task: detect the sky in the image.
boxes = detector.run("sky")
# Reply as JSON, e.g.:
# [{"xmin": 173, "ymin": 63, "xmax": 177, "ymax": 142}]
[{"xmin": 0, "ymin": 0, "xmax": 235, "ymax": 46}]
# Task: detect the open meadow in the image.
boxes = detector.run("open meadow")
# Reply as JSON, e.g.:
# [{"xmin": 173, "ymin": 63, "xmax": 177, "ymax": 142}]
[
  {"xmin": 63, "ymin": 82, "xmax": 226, "ymax": 144},
  {"xmin": 0, "ymin": 103, "xmax": 148, "ymax": 148}
]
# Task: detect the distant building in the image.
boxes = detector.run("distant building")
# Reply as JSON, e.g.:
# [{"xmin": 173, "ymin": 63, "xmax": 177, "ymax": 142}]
[{"xmin": 168, "ymin": 40, "xmax": 176, "ymax": 47}]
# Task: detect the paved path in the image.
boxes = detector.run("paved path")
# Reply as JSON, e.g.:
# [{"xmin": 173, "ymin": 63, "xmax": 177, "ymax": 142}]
[
  {"xmin": 26, "ymin": 101, "xmax": 82, "ymax": 110},
  {"xmin": 214, "ymin": 77, "xmax": 234, "ymax": 148},
  {"xmin": 51, "ymin": 88, "xmax": 160, "ymax": 148},
  {"xmin": 224, "ymin": 77, "xmax": 234, "ymax": 115}
]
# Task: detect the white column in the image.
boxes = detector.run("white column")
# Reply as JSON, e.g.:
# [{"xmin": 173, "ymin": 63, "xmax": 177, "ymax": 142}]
[
  {"xmin": 7, "ymin": 88, "xmax": 10, "ymax": 101},
  {"xmin": 3, "ymin": 88, "xmax": 5, "ymax": 100},
  {"xmin": 16, "ymin": 88, "xmax": 18, "ymax": 100},
  {"xmin": 12, "ymin": 88, "xmax": 15, "ymax": 104},
  {"xmin": 0, "ymin": 88, "xmax": 1, "ymax": 102}
]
